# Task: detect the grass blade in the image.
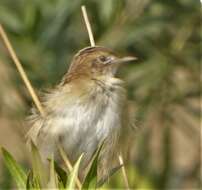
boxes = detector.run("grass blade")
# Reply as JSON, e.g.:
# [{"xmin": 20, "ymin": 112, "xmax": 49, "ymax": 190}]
[
  {"xmin": 53, "ymin": 160, "xmax": 67, "ymax": 187},
  {"xmin": 26, "ymin": 170, "xmax": 38, "ymax": 189},
  {"xmin": 58, "ymin": 145, "xmax": 82, "ymax": 189},
  {"xmin": 83, "ymin": 143, "xmax": 104, "ymax": 189},
  {"xmin": 66, "ymin": 154, "xmax": 83, "ymax": 190},
  {"xmin": 48, "ymin": 154, "xmax": 58, "ymax": 189},
  {"xmin": 1, "ymin": 147, "xmax": 26, "ymax": 189},
  {"xmin": 30, "ymin": 141, "xmax": 48, "ymax": 188}
]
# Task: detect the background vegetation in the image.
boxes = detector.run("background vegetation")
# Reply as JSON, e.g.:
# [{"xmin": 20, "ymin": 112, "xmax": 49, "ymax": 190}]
[{"xmin": 0, "ymin": 0, "xmax": 200, "ymax": 189}]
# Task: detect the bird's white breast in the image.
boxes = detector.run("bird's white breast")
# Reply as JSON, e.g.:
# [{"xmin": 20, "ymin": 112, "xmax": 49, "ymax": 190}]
[{"xmin": 32, "ymin": 77, "xmax": 126, "ymax": 164}]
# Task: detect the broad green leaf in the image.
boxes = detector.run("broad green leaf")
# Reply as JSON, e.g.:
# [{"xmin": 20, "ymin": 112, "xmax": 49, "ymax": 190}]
[
  {"xmin": 1, "ymin": 147, "xmax": 26, "ymax": 189},
  {"xmin": 30, "ymin": 141, "xmax": 48, "ymax": 188},
  {"xmin": 66, "ymin": 154, "xmax": 83, "ymax": 190}
]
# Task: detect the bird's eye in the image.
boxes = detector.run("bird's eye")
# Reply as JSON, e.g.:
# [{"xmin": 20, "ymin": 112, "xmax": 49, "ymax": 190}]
[
  {"xmin": 96, "ymin": 55, "xmax": 114, "ymax": 65},
  {"xmin": 99, "ymin": 55, "xmax": 107, "ymax": 62}
]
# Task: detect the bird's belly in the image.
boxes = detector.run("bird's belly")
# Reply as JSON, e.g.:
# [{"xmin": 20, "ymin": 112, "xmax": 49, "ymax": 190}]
[
  {"xmin": 36, "ymin": 80, "xmax": 126, "ymax": 165},
  {"xmin": 57, "ymin": 104, "xmax": 121, "ymax": 163},
  {"xmin": 50, "ymin": 99, "xmax": 122, "ymax": 164}
]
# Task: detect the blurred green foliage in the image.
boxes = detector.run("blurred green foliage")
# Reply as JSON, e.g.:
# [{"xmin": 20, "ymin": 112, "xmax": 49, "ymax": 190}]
[{"xmin": 0, "ymin": 0, "xmax": 200, "ymax": 189}]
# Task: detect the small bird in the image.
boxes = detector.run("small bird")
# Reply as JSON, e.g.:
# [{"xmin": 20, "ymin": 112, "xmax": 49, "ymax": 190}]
[{"xmin": 27, "ymin": 46, "xmax": 136, "ymax": 178}]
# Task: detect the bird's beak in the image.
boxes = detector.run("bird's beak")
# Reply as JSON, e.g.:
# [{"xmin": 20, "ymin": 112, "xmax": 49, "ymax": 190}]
[{"xmin": 111, "ymin": 56, "xmax": 137, "ymax": 64}]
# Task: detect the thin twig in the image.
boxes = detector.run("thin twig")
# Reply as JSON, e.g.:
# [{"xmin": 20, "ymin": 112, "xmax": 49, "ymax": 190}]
[
  {"xmin": 0, "ymin": 23, "xmax": 82, "ymax": 188},
  {"xmin": 81, "ymin": 5, "xmax": 131, "ymax": 189},
  {"xmin": 0, "ymin": 24, "xmax": 45, "ymax": 117},
  {"xmin": 81, "ymin": 5, "xmax": 95, "ymax": 47},
  {"xmin": 118, "ymin": 154, "xmax": 130, "ymax": 190}
]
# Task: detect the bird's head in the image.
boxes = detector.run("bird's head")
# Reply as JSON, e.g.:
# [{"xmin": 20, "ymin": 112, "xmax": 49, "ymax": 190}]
[
  {"xmin": 62, "ymin": 46, "xmax": 137, "ymax": 83},
  {"xmin": 69, "ymin": 46, "xmax": 137, "ymax": 77}
]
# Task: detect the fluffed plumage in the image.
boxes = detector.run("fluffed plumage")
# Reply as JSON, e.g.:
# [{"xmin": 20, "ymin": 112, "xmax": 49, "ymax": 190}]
[{"xmin": 26, "ymin": 46, "xmax": 136, "ymax": 178}]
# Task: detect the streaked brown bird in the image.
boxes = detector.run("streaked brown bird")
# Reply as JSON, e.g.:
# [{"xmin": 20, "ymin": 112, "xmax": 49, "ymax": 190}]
[{"xmin": 27, "ymin": 46, "xmax": 137, "ymax": 178}]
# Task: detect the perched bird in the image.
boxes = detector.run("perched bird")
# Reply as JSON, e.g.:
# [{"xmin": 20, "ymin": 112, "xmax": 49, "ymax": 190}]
[{"xmin": 27, "ymin": 46, "xmax": 136, "ymax": 178}]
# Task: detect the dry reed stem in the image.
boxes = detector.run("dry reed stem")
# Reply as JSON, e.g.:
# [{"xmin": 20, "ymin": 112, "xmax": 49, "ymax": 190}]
[
  {"xmin": 81, "ymin": 6, "xmax": 95, "ymax": 47},
  {"xmin": 81, "ymin": 5, "xmax": 130, "ymax": 189},
  {"xmin": 0, "ymin": 24, "xmax": 45, "ymax": 117},
  {"xmin": 0, "ymin": 24, "xmax": 82, "ymax": 188},
  {"xmin": 119, "ymin": 154, "xmax": 130, "ymax": 190}
]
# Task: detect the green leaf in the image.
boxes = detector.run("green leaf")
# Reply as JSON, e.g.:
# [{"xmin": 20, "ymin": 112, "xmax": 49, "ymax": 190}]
[
  {"xmin": 26, "ymin": 170, "xmax": 35, "ymax": 189},
  {"xmin": 26, "ymin": 170, "xmax": 32, "ymax": 189},
  {"xmin": 33, "ymin": 176, "xmax": 41, "ymax": 189},
  {"xmin": 47, "ymin": 156, "xmax": 67, "ymax": 188},
  {"xmin": 66, "ymin": 154, "xmax": 83, "ymax": 190},
  {"xmin": 30, "ymin": 141, "xmax": 48, "ymax": 188},
  {"xmin": 82, "ymin": 143, "xmax": 104, "ymax": 189},
  {"xmin": 53, "ymin": 160, "xmax": 68, "ymax": 187},
  {"xmin": 1, "ymin": 147, "xmax": 26, "ymax": 189}
]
